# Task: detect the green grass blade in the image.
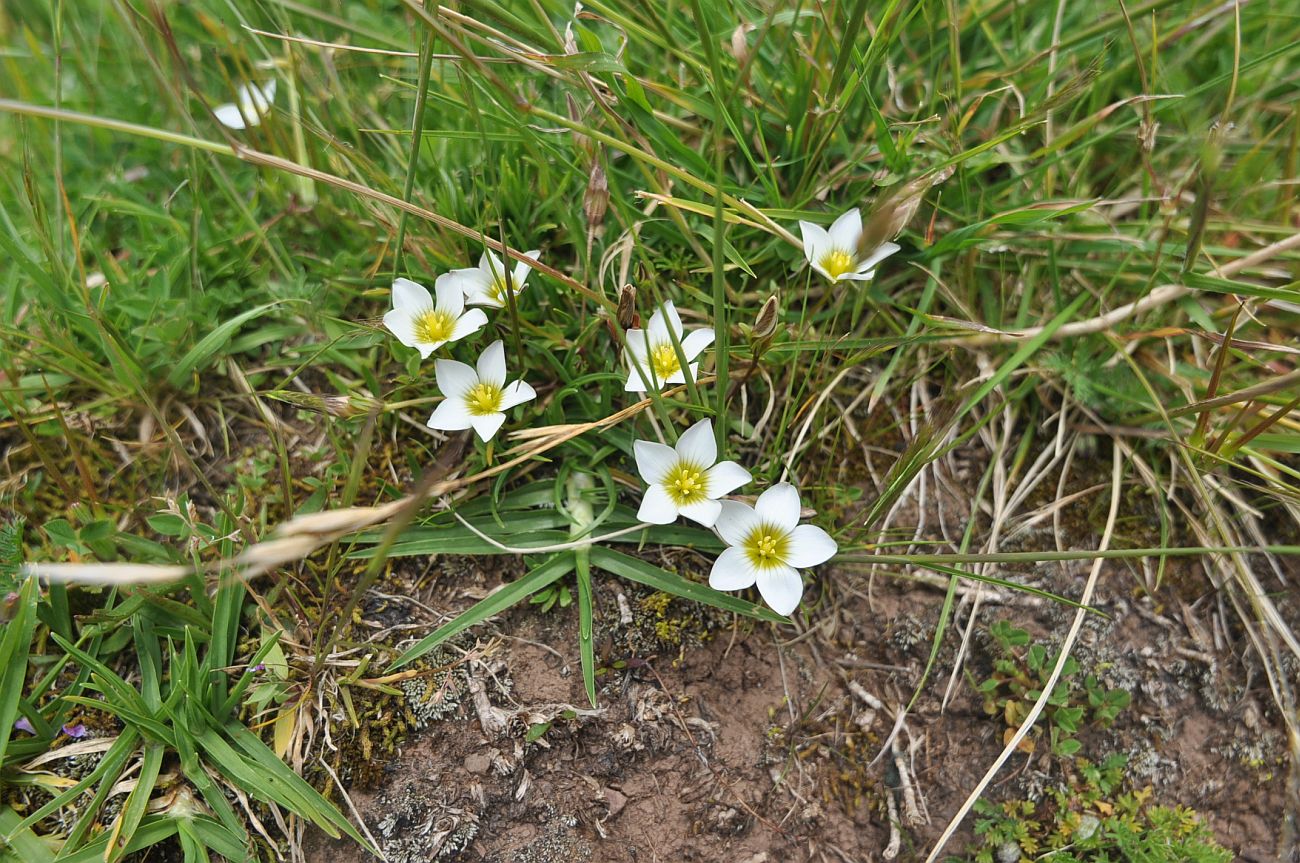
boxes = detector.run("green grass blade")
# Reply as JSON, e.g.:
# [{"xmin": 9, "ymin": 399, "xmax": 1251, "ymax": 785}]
[
  {"xmin": 387, "ymin": 553, "xmax": 575, "ymax": 671},
  {"xmin": 589, "ymin": 547, "xmax": 786, "ymax": 625}
]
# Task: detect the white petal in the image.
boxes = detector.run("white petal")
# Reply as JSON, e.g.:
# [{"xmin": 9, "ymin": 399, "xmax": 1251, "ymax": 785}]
[
  {"xmin": 714, "ymin": 499, "xmax": 760, "ymax": 547},
  {"xmin": 476, "ymin": 340, "xmax": 507, "ymax": 386},
  {"xmin": 704, "ymin": 461, "xmax": 751, "ymax": 498},
  {"xmin": 257, "ymin": 79, "xmax": 277, "ymax": 109},
  {"xmin": 434, "ymin": 359, "xmax": 478, "ymax": 398},
  {"xmin": 679, "ymin": 328, "xmax": 715, "ymax": 361},
  {"xmin": 785, "ymin": 524, "xmax": 838, "ymax": 569},
  {"xmin": 382, "ymin": 308, "xmax": 419, "ymax": 349},
  {"xmin": 511, "ymin": 250, "xmax": 540, "ymax": 288},
  {"xmin": 755, "ymin": 483, "xmax": 802, "ymax": 531},
  {"xmin": 433, "ymin": 274, "xmax": 465, "ymax": 317},
  {"xmin": 450, "ymin": 308, "xmax": 488, "ymax": 342},
  {"xmin": 499, "ymin": 379, "xmax": 536, "ymax": 410},
  {"xmin": 428, "ymin": 398, "xmax": 472, "ymax": 431},
  {"xmin": 624, "ymin": 368, "xmax": 650, "ymax": 392},
  {"xmin": 392, "ymin": 277, "xmax": 433, "ymax": 312},
  {"xmin": 836, "ymin": 270, "xmax": 875, "ymax": 282},
  {"xmin": 858, "ymin": 241, "xmax": 901, "ymax": 273},
  {"xmin": 675, "ymin": 418, "xmax": 717, "ymax": 468},
  {"xmin": 469, "ymin": 412, "xmax": 507, "ymax": 441},
  {"xmin": 637, "ymin": 485, "xmax": 679, "ymax": 524},
  {"xmin": 479, "ymin": 251, "xmax": 507, "ymax": 281},
  {"xmin": 213, "ymin": 102, "xmax": 249, "ymax": 130},
  {"xmin": 709, "ymin": 546, "xmax": 758, "ymax": 591},
  {"xmin": 827, "ymin": 208, "xmax": 863, "ymax": 252},
  {"xmin": 666, "ymin": 362, "xmax": 699, "ymax": 385},
  {"xmin": 623, "ymin": 329, "xmax": 648, "ymax": 358},
  {"xmin": 661, "ymin": 302, "xmax": 684, "ymax": 338},
  {"xmin": 647, "ymin": 302, "xmax": 680, "ymax": 344},
  {"xmin": 448, "ymin": 267, "xmax": 494, "ymax": 298},
  {"xmin": 756, "ymin": 565, "xmax": 804, "ymax": 616},
  {"xmin": 678, "ymin": 498, "xmax": 722, "ymax": 528},
  {"xmin": 633, "ymin": 440, "xmax": 677, "ymax": 485},
  {"xmin": 798, "ymin": 220, "xmax": 830, "ymax": 266}
]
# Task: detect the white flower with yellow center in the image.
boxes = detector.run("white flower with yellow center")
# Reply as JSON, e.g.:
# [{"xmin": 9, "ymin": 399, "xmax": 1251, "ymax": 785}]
[
  {"xmin": 447, "ymin": 250, "xmax": 541, "ymax": 309},
  {"xmin": 427, "ymin": 340, "xmax": 536, "ymax": 441},
  {"xmin": 798, "ymin": 208, "xmax": 900, "ymax": 284},
  {"xmin": 213, "ymin": 80, "xmax": 277, "ymax": 130},
  {"xmin": 383, "ymin": 276, "xmax": 489, "ymax": 360},
  {"xmin": 624, "ymin": 302, "xmax": 714, "ymax": 393},
  {"xmin": 708, "ymin": 483, "xmax": 837, "ymax": 616},
  {"xmin": 633, "ymin": 419, "xmax": 752, "ymax": 528}
]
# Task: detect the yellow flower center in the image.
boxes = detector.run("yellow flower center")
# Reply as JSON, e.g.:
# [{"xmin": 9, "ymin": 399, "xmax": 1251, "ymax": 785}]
[
  {"xmin": 742, "ymin": 523, "xmax": 790, "ymax": 570},
  {"xmin": 413, "ymin": 308, "xmax": 455, "ymax": 345},
  {"xmin": 663, "ymin": 462, "xmax": 708, "ymax": 506},
  {"xmin": 487, "ymin": 276, "xmax": 516, "ymax": 305},
  {"xmin": 818, "ymin": 248, "xmax": 855, "ymax": 280},
  {"xmin": 465, "ymin": 382, "xmax": 503, "ymax": 416},
  {"xmin": 650, "ymin": 343, "xmax": 682, "ymax": 380}
]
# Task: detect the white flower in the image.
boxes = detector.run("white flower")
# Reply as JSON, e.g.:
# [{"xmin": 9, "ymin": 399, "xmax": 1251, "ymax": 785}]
[
  {"xmin": 708, "ymin": 483, "xmax": 837, "ymax": 616},
  {"xmin": 798, "ymin": 208, "xmax": 900, "ymax": 283},
  {"xmin": 427, "ymin": 340, "xmax": 536, "ymax": 442},
  {"xmin": 213, "ymin": 80, "xmax": 277, "ymax": 130},
  {"xmin": 383, "ymin": 276, "xmax": 488, "ymax": 360},
  {"xmin": 633, "ymin": 419, "xmax": 752, "ymax": 528},
  {"xmin": 624, "ymin": 301, "xmax": 714, "ymax": 392},
  {"xmin": 446, "ymin": 250, "xmax": 541, "ymax": 308}
]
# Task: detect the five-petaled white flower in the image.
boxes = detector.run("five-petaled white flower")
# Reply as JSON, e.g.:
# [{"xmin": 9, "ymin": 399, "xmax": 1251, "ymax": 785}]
[
  {"xmin": 624, "ymin": 302, "xmax": 714, "ymax": 392},
  {"xmin": 383, "ymin": 276, "xmax": 489, "ymax": 360},
  {"xmin": 798, "ymin": 208, "xmax": 900, "ymax": 284},
  {"xmin": 427, "ymin": 340, "xmax": 536, "ymax": 441},
  {"xmin": 634, "ymin": 419, "xmax": 751, "ymax": 528},
  {"xmin": 709, "ymin": 483, "xmax": 837, "ymax": 616},
  {"xmin": 447, "ymin": 250, "xmax": 541, "ymax": 309},
  {"xmin": 213, "ymin": 80, "xmax": 277, "ymax": 130}
]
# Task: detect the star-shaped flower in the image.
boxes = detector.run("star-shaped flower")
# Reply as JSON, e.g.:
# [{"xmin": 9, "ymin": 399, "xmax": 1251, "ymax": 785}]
[
  {"xmin": 383, "ymin": 276, "xmax": 489, "ymax": 360},
  {"xmin": 633, "ymin": 418, "xmax": 752, "ymax": 527},
  {"xmin": 798, "ymin": 208, "xmax": 900, "ymax": 283},
  {"xmin": 708, "ymin": 483, "xmax": 837, "ymax": 616},
  {"xmin": 624, "ymin": 302, "xmax": 714, "ymax": 392},
  {"xmin": 213, "ymin": 80, "xmax": 277, "ymax": 130},
  {"xmin": 427, "ymin": 340, "xmax": 536, "ymax": 442},
  {"xmin": 447, "ymin": 250, "xmax": 542, "ymax": 309}
]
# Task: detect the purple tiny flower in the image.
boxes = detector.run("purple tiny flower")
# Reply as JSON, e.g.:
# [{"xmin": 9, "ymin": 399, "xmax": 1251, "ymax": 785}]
[
  {"xmin": 253, "ymin": 663, "xmax": 266, "ymax": 672},
  {"xmin": 61, "ymin": 723, "xmax": 87, "ymax": 739},
  {"xmin": 13, "ymin": 717, "xmax": 34, "ymax": 735}
]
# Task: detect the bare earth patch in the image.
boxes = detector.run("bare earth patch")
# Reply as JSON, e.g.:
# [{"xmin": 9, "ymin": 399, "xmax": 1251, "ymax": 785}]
[{"xmin": 305, "ymin": 548, "xmax": 1292, "ymax": 862}]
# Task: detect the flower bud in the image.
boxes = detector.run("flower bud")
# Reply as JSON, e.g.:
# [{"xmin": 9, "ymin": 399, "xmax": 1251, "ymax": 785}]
[
  {"xmin": 859, "ymin": 169, "xmax": 952, "ymax": 253},
  {"xmin": 267, "ymin": 390, "xmax": 382, "ymax": 418},
  {"xmin": 616, "ymin": 283, "xmax": 637, "ymax": 330},
  {"xmin": 752, "ymin": 294, "xmax": 779, "ymax": 341},
  {"xmin": 583, "ymin": 163, "xmax": 609, "ymax": 229}
]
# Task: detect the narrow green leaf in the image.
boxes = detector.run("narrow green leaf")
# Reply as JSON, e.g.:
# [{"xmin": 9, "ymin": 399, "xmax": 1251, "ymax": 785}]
[
  {"xmin": 589, "ymin": 547, "xmax": 785, "ymax": 624},
  {"xmin": 387, "ymin": 554, "xmax": 575, "ymax": 671}
]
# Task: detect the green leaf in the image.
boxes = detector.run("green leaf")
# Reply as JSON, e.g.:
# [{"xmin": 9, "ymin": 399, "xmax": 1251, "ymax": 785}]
[
  {"xmin": 165, "ymin": 301, "xmax": 285, "ymax": 389},
  {"xmin": 0, "ymin": 576, "xmax": 38, "ymax": 769},
  {"xmin": 387, "ymin": 554, "xmax": 575, "ymax": 671},
  {"xmin": 588, "ymin": 547, "xmax": 785, "ymax": 624}
]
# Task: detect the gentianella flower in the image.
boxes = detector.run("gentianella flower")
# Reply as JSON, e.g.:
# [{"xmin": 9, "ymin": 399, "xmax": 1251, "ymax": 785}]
[
  {"xmin": 634, "ymin": 418, "xmax": 752, "ymax": 528},
  {"xmin": 213, "ymin": 79, "xmax": 277, "ymax": 130},
  {"xmin": 447, "ymin": 250, "xmax": 541, "ymax": 308},
  {"xmin": 798, "ymin": 208, "xmax": 900, "ymax": 284},
  {"xmin": 427, "ymin": 340, "xmax": 536, "ymax": 442},
  {"xmin": 709, "ymin": 483, "xmax": 837, "ymax": 616},
  {"xmin": 624, "ymin": 301, "xmax": 714, "ymax": 392},
  {"xmin": 383, "ymin": 276, "xmax": 488, "ymax": 359}
]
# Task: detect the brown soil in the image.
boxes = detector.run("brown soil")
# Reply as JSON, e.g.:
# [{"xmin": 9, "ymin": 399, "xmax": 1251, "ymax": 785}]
[{"xmin": 303, "ymin": 546, "xmax": 1295, "ymax": 862}]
